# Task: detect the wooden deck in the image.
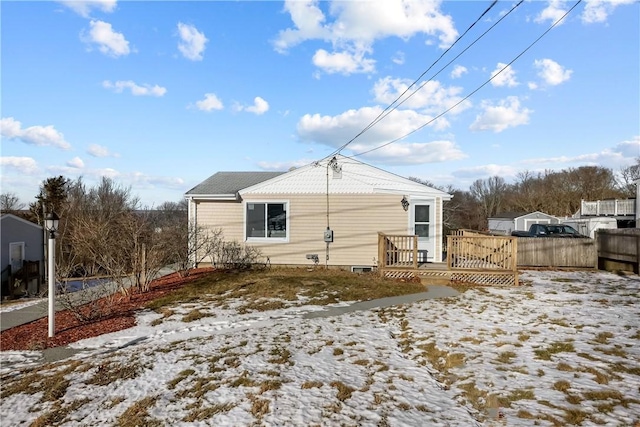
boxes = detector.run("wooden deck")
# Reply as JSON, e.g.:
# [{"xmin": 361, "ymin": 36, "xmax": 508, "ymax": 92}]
[{"xmin": 378, "ymin": 231, "xmax": 519, "ymax": 286}]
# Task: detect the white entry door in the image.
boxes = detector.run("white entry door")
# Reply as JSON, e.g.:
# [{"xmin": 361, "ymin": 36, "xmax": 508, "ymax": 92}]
[
  {"xmin": 410, "ymin": 203, "xmax": 433, "ymax": 262},
  {"xmin": 9, "ymin": 242, "xmax": 25, "ymax": 272}
]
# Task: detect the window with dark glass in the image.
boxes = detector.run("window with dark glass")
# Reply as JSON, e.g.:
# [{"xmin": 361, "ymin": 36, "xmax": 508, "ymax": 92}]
[
  {"xmin": 246, "ymin": 202, "xmax": 287, "ymax": 239},
  {"xmin": 414, "ymin": 205, "xmax": 430, "ymax": 238}
]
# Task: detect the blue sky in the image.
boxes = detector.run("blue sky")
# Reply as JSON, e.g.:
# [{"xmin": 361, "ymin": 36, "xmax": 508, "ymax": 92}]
[{"xmin": 1, "ymin": 0, "xmax": 639, "ymax": 207}]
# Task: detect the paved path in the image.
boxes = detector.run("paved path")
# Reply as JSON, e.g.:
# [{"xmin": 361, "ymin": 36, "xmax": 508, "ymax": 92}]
[
  {"xmin": 2, "ymin": 278, "xmax": 459, "ymax": 364},
  {"xmin": 303, "ymin": 285, "xmax": 459, "ymax": 319},
  {"xmin": 0, "ymin": 268, "xmax": 177, "ymax": 332}
]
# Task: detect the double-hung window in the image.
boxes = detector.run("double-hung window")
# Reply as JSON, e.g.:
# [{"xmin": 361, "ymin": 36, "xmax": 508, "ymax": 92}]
[{"xmin": 246, "ymin": 202, "xmax": 288, "ymax": 240}]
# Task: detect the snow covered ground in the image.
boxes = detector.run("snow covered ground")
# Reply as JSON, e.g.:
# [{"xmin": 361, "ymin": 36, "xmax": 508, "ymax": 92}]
[{"xmin": 1, "ymin": 270, "xmax": 639, "ymax": 426}]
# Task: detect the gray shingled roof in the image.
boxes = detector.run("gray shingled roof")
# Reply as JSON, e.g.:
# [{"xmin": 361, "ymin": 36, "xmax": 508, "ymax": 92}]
[
  {"xmin": 185, "ymin": 171, "xmax": 286, "ymax": 196},
  {"xmin": 489, "ymin": 211, "xmax": 527, "ymax": 219}
]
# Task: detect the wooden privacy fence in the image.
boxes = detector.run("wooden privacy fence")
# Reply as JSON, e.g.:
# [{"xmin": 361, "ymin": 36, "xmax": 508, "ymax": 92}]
[
  {"xmin": 516, "ymin": 238, "xmax": 596, "ymax": 268},
  {"xmin": 596, "ymin": 228, "xmax": 640, "ymax": 273},
  {"xmin": 378, "ymin": 232, "xmax": 518, "ymax": 286}
]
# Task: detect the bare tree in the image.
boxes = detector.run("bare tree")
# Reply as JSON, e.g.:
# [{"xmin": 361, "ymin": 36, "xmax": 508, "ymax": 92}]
[
  {"xmin": 0, "ymin": 192, "xmax": 25, "ymax": 214},
  {"xmin": 617, "ymin": 157, "xmax": 640, "ymax": 197},
  {"xmin": 469, "ymin": 176, "xmax": 507, "ymax": 226}
]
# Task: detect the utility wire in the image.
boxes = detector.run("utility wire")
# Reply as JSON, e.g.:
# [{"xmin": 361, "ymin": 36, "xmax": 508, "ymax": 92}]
[
  {"xmin": 351, "ymin": 0, "xmax": 525, "ymax": 138},
  {"xmin": 326, "ymin": 0, "xmax": 499, "ymax": 159},
  {"xmin": 348, "ymin": 0, "xmax": 582, "ymax": 159}
]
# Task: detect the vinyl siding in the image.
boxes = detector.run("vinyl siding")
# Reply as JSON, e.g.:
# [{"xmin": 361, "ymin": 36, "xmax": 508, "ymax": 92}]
[{"xmin": 196, "ymin": 193, "xmax": 449, "ymax": 267}]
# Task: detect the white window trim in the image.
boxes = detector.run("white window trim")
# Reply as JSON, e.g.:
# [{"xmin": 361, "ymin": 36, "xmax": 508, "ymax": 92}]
[
  {"xmin": 9, "ymin": 242, "xmax": 25, "ymax": 270},
  {"xmin": 244, "ymin": 200, "xmax": 290, "ymax": 243}
]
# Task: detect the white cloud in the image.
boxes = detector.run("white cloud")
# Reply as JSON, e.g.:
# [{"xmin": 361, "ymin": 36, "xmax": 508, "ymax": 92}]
[
  {"xmin": 613, "ymin": 135, "xmax": 640, "ymax": 158},
  {"xmin": 470, "ymin": 96, "xmax": 532, "ymax": 133},
  {"xmin": 58, "ymin": 0, "xmax": 117, "ymax": 18},
  {"xmin": 534, "ymin": 58, "xmax": 572, "ymax": 86},
  {"xmin": 535, "ymin": 0, "xmax": 569, "ymax": 25},
  {"xmin": 528, "ymin": 82, "xmax": 538, "ymax": 90},
  {"xmin": 274, "ymin": 0, "xmax": 458, "ymax": 74},
  {"xmin": 453, "ymin": 164, "xmax": 519, "ymax": 179},
  {"xmin": 102, "ymin": 80, "xmax": 167, "ymax": 96},
  {"xmin": 67, "ymin": 157, "xmax": 85, "ymax": 168},
  {"xmin": 356, "ymin": 140, "xmax": 467, "ymax": 165},
  {"xmin": 0, "ymin": 117, "xmax": 71, "ymax": 150},
  {"xmin": 0, "ymin": 156, "xmax": 39, "ymax": 175},
  {"xmin": 87, "ymin": 143, "xmax": 119, "ymax": 158},
  {"xmin": 450, "ymin": 65, "xmax": 467, "ymax": 79},
  {"xmin": 130, "ymin": 172, "xmax": 186, "ymax": 189},
  {"xmin": 177, "ymin": 22, "xmax": 208, "ymax": 61},
  {"xmin": 82, "ymin": 20, "xmax": 130, "ymax": 57},
  {"xmin": 257, "ymin": 159, "xmax": 314, "ymax": 171},
  {"xmin": 312, "ymin": 49, "xmax": 376, "ymax": 75},
  {"xmin": 392, "ymin": 51, "xmax": 405, "ymax": 65},
  {"xmin": 195, "ymin": 93, "xmax": 224, "ymax": 112},
  {"xmin": 490, "ymin": 63, "xmax": 518, "ymax": 87},
  {"xmin": 521, "ymin": 135, "xmax": 640, "ymax": 170},
  {"xmin": 237, "ymin": 97, "xmax": 270, "ymax": 115},
  {"xmin": 297, "ymin": 106, "xmax": 443, "ymax": 149},
  {"xmin": 372, "ymin": 77, "xmax": 471, "ymax": 120},
  {"xmin": 582, "ymin": 0, "xmax": 635, "ymax": 24}
]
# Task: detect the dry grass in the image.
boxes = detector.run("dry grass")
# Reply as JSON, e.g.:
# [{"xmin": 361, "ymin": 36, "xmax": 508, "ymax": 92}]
[
  {"xmin": 496, "ymin": 351, "xmax": 516, "ymax": 364},
  {"xmin": 182, "ymin": 309, "xmax": 210, "ymax": 322},
  {"xmin": 553, "ymin": 380, "xmax": 571, "ymax": 392},
  {"xmin": 534, "ymin": 341, "xmax": 575, "ymax": 360},
  {"xmin": 145, "ymin": 268, "xmax": 426, "ymax": 312},
  {"xmin": 31, "ymin": 398, "xmax": 91, "ymax": 427},
  {"xmin": 183, "ymin": 403, "xmax": 236, "ymax": 422},
  {"xmin": 0, "ymin": 360, "xmax": 85, "ymax": 401},
  {"xmin": 167, "ymin": 369, "xmax": 195, "ymax": 390},
  {"xmin": 117, "ymin": 396, "xmax": 162, "ymax": 427},
  {"xmin": 330, "ymin": 381, "xmax": 356, "ymax": 401},
  {"xmin": 268, "ymin": 346, "xmax": 292, "ymax": 365},
  {"xmin": 301, "ymin": 380, "xmax": 324, "ymax": 389},
  {"xmin": 87, "ymin": 360, "xmax": 143, "ymax": 386}
]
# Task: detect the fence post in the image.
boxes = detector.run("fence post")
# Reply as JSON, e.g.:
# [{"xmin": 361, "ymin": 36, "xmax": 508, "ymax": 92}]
[{"xmin": 377, "ymin": 233, "xmax": 385, "ymax": 276}]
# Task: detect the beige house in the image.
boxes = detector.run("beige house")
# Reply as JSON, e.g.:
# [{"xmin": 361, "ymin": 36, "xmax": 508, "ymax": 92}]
[{"xmin": 185, "ymin": 155, "xmax": 452, "ymax": 270}]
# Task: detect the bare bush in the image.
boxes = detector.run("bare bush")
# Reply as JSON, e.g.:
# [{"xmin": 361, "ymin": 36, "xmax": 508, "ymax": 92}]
[{"xmin": 212, "ymin": 240, "xmax": 263, "ymax": 270}]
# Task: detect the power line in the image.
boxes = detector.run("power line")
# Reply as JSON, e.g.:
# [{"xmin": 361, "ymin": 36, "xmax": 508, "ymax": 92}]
[
  {"xmin": 347, "ymin": 0, "xmax": 582, "ymax": 160},
  {"xmin": 348, "ymin": 0, "xmax": 525, "ymax": 140},
  {"xmin": 326, "ymin": 0, "xmax": 499, "ymax": 159}
]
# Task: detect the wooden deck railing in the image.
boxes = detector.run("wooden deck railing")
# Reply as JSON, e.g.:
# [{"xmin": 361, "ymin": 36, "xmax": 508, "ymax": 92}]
[
  {"xmin": 378, "ymin": 233, "xmax": 418, "ymax": 270},
  {"xmin": 447, "ymin": 235, "xmax": 517, "ymax": 270},
  {"xmin": 378, "ymin": 232, "xmax": 519, "ymax": 286}
]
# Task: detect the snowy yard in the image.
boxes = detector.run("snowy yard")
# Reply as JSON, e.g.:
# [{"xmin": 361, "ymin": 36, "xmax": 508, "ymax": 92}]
[{"xmin": 1, "ymin": 269, "xmax": 639, "ymax": 426}]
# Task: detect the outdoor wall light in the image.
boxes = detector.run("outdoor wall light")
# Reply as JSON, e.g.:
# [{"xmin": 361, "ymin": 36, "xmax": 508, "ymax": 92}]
[{"xmin": 401, "ymin": 196, "xmax": 410, "ymax": 211}]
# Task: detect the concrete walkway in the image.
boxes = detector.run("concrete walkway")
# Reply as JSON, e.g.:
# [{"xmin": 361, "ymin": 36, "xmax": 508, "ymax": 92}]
[
  {"xmin": 2, "ymin": 281, "xmax": 459, "ymax": 364},
  {"xmin": 303, "ymin": 285, "xmax": 459, "ymax": 319}
]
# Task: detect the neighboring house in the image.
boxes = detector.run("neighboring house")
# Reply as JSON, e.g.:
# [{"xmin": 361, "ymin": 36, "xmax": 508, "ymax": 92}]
[
  {"xmin": 185, "ymin": 155, "xmax": 452, "ymax": 269},
  {"xmin": 488, "ymin": 211, "xmax": 559, "ymax": 235},
  {"xmin": 1, "ymin": 214, "xmax": 44, "ymax": 297}
]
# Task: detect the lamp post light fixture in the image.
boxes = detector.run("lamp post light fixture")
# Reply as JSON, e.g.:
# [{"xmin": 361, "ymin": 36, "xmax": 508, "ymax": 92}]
[{"xmin": 44, "ymin": 211, "xmax": 59, "ymax": 338}]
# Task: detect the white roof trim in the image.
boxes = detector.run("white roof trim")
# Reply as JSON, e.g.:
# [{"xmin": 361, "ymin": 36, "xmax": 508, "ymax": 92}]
[{"xmin": 185, "ymin": 194, "xmax": 238, "ymax": 201}]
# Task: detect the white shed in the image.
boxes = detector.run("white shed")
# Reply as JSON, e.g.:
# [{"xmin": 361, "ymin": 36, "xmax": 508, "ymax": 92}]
[{"xmin": 488, "ymin": 211, "xmax": 559, "ymax": 235}]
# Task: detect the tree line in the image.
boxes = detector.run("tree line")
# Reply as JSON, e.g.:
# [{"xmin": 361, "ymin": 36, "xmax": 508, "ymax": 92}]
[
  {"xmin": 415, "ymin": 162, "xmax": 639, "ymax": 232},
  {"xmin": 1, "ymin": 161, "xmax": 638, "ymax": 280},
  {"xmin": 2, "ymin": 176, "xmax": 262, "ymax": 293}
]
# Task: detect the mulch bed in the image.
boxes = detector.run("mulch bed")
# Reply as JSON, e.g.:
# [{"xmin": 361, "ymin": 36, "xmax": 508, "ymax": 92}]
[{"xmin": 0, "ymin": 268, "xmax": 215, "ymax": 352}]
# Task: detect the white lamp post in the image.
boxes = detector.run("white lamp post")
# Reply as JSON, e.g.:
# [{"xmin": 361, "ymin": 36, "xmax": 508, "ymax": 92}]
[{"xmin": 45, "ymin": 211, "xmax": 59, "ymax": 338}]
